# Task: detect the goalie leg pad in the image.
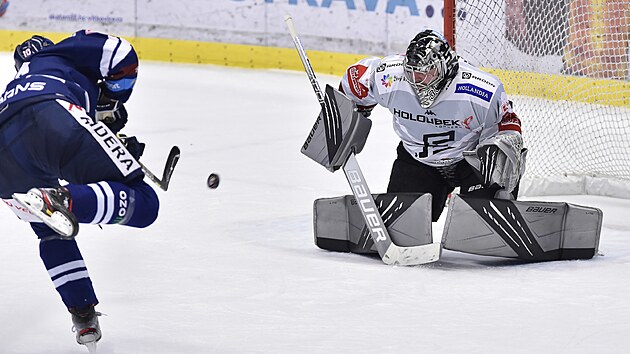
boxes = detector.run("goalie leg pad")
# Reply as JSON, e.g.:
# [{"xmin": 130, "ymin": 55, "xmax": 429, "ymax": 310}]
[
  {"xmin": 314, "ymin": 193, "xmax": 433, "ymax": 254},
  {"xmin": 441, "ymin": 195, "xmax": 602, "ymax": 261}
]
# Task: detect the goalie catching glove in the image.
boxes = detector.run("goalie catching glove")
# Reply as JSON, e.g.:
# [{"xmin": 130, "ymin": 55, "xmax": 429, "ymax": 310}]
[{"xmin": 464, "ymin": 132, "xmax": 527, "ymax": 198}]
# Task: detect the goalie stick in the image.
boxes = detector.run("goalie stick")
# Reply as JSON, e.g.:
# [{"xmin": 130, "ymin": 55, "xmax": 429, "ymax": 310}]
[
  {"xmin": 285, "ymin": 16, "xmax": 441, "ymax": 266},
  {"xmin": 140, "ymin": 145, "xmax": 180, "ymax": 191}
]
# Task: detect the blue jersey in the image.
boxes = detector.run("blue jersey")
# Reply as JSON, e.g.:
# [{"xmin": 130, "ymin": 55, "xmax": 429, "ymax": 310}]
[{"xmin": 0, "ymin": 30, "xmax": 138, "ymax": 124}]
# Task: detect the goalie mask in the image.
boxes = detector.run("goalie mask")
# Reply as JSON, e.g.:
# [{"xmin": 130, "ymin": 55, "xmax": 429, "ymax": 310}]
[{"xmin": 403, "ymin": 30, "xmax": 458, "ymax": 108}]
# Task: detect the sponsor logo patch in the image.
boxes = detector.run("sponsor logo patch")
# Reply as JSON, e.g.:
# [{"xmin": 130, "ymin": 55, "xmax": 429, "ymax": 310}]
[
  {"xmin": 455, "ymin": 83, "xmax": 492, "ymax": 102},
  {"xmin": 58, "ymin": 100, "xmax": 140, "ymax": 176},
  {"xmin": 462, "ymin": 115, "xmax": 474, "ymax": 129},
  {"xmin": 0, "ymin": 81, "xmax": 46, "ymax": 105},
  {"xmin": 393, "ymin": 108, "xmax": 462, "ymax": 128},
  {"xmin": 380, "ymin": 74, "xmax": 402, "ymax": 88},
  {"xmin": 462, "ymin": 71, "xmax": 496, "ymax": 87},
  {"xmin": 381, "ymin": 74, "xmax": 393, "ymax": 88},
  {"xmin": 347, "ymin": 65, "xmax": 368, "ymax": 99}
]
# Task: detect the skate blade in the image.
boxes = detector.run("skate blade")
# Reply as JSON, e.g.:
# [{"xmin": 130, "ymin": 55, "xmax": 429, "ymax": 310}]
[
  {"xmin": 84, "ymin": 341, "xmax": 97, "ymax": 353},
  {"xmin": 79, "ymin": 332, "xmax": 100, "ymax": 353},
  {"xmin": 12, "ymin": 192, "xmax": 77, "ymax": 237}
]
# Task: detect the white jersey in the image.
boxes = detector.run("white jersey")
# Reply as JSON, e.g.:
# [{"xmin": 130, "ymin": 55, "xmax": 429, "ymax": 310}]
[{"xmin": 340, "ymin": 55, "xmax": 521, "ymax": 167}]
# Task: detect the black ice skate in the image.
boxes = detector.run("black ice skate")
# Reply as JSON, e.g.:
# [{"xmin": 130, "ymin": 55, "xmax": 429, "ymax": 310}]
[
  {"xmin": 70, "ymin": 304, "xmax": 102, "ymax": 351},
  {"xmin": 12, "ymin": 187, "xmax": 78, "ymax": 237}
]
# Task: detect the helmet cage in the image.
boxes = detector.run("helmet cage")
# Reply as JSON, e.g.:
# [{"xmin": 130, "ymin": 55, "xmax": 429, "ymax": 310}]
[{"xmin": 403, "ymin": 59, "xmax": 444, "ymax": 92}]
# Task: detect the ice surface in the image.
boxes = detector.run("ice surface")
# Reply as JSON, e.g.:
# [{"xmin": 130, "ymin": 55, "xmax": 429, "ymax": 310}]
[{"xmin": 1, "ymin": 53, "xmax": 629, "ymax": 354}]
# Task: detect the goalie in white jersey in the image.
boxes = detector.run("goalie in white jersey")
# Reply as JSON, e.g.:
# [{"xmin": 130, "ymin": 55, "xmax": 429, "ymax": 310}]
[{"xmin": 340, "ymin": 29, "xmax": 526, "ymax": 221}]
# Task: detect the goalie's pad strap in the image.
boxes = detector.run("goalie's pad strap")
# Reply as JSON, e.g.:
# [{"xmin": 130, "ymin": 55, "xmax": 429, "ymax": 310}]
[{"xmin": 442, "ymin": 194, "xmax": 602, "ymax": 261}]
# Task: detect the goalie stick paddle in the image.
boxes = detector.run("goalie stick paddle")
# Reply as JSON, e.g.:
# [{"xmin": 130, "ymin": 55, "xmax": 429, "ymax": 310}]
[
  {"xmin": 140, "ymin": 146, "xmax": 180, "ymax": 191},
  {"xmin": 285, "ymin": 16, "xmax": 440, "ymax": 265}
]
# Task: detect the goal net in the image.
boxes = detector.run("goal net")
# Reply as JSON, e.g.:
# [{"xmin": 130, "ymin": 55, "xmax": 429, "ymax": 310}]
[{"xmin": 445, "ymin": 0, "xmax": 630, "ymax": 197}]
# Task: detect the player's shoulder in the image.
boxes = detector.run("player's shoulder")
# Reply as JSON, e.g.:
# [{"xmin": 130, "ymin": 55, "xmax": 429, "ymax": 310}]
[
  {"xmin": 448, "ymin": 59, "xmax": 503, "ymax": 105},
  {"xmin": 456, "ymin": 60, "xmax": 503, "ymax": 91},
  {"xmin": 374, "ymin": 54, "xmax": 405, "ymax": 75}
]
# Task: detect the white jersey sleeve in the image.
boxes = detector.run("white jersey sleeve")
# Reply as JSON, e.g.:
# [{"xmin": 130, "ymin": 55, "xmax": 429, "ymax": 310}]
[
  {"xmin": 339, "ymin": 57, "xmax": 383, "ymax": 109},
  {"xmin": 479, "ymin": 82, "xmax": 522, "ymax": 143}
]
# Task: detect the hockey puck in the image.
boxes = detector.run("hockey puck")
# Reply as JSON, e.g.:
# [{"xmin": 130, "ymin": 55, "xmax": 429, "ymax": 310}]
[{"xmin": 207, "ymin": 173, "xmax": 220, "ymax": 189}]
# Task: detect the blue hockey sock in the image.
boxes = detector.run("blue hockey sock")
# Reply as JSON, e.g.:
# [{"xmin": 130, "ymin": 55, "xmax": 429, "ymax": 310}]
[
  {"xmin": 65, "ymin": 180, "xmax": 159, "ymax": 227},
  {"xmin": 38, "ymin": 237, "xmax": 98, "ymax": 309}
]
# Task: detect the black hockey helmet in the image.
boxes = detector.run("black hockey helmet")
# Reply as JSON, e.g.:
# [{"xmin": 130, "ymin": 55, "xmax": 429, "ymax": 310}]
[
  {"xmin": 403, "ymin": 29, "xmax": 458, "ymax": 108},
  {"xmin": 14, "ymin": 35, "xmax": 54, "ymax": 71}
]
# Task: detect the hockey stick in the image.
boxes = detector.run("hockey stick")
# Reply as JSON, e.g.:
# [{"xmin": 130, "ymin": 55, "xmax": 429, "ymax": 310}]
[
  {"xmin": 140, "ymin": 146, "xmax": 180, "ymax": 191},
  {"xmin": 285, "ymin": 16, "xmax": 441, "ymax": 265},
  {"xmin": 285, "ymin": 16, "xmax": 326, "ymax": 110}
]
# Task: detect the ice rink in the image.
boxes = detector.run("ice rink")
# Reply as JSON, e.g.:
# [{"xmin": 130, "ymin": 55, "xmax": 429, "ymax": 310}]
[{"xmin": 1, "ymin": 53, "xmax": 630, "ymax": 353}]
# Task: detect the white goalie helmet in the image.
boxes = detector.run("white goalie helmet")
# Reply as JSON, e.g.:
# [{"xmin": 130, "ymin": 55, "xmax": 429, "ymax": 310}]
[{"xmin": 403, "ymin": 29, "xmax": 459, "ymax": 108}]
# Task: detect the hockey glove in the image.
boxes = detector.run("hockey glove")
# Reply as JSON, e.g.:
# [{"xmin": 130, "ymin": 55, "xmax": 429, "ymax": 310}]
[
  {"xmin": 118, "ymin": 134, "xmax": 145, "ymax": 160},
  {"xmin": 357, "ymin": 104, "xmax": 376, "ymax": 118},
  {"xmin": 96, "ymin": 96, "xmax": 128, "ymax": 134}
]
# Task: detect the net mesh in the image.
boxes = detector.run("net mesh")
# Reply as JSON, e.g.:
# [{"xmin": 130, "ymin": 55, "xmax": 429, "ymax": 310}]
[{"xmin": 452, "ymin": 0, "xmax": 630, "ymax": 194}]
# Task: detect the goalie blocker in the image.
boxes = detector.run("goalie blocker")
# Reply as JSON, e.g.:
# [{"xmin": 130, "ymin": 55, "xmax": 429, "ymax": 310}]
[{"xmin": 301, "ymin": 84, "xmax": 371, "ymax": 172}]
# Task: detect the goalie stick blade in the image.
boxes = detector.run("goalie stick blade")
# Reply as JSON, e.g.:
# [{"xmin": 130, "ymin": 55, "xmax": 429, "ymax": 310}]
[{"xmin": 383, "ymin": 242, "xmax": 442, "ymax": 266}]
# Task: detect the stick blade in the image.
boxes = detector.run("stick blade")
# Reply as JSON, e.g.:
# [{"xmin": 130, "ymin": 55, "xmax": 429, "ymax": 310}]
[{"xmin": 160, "ymin": 146, "xmax": 180, "ymax": 191}]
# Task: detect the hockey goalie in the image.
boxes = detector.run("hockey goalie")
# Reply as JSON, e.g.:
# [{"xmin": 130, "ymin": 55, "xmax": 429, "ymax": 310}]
[{"xmin": 303, "ymin": 29, "xmax": 602, "ymax": 263}]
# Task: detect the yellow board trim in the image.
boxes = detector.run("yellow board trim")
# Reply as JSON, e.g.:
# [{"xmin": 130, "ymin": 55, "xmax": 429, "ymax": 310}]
[{"xmin": 1, "ymin": 30, "xmax": 628, "ymax": 107}]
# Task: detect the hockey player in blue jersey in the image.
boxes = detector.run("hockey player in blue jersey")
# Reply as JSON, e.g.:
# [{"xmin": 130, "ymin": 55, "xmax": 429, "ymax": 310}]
[{"xmin": 0, "ymin": 30, "xmax": 159, "ymax": 349}]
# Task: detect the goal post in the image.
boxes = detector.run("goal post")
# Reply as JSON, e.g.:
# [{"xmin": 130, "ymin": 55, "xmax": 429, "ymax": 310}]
[{"xmin": 444, "ymin": 0, "xmax": 630, "ymax": 197}]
